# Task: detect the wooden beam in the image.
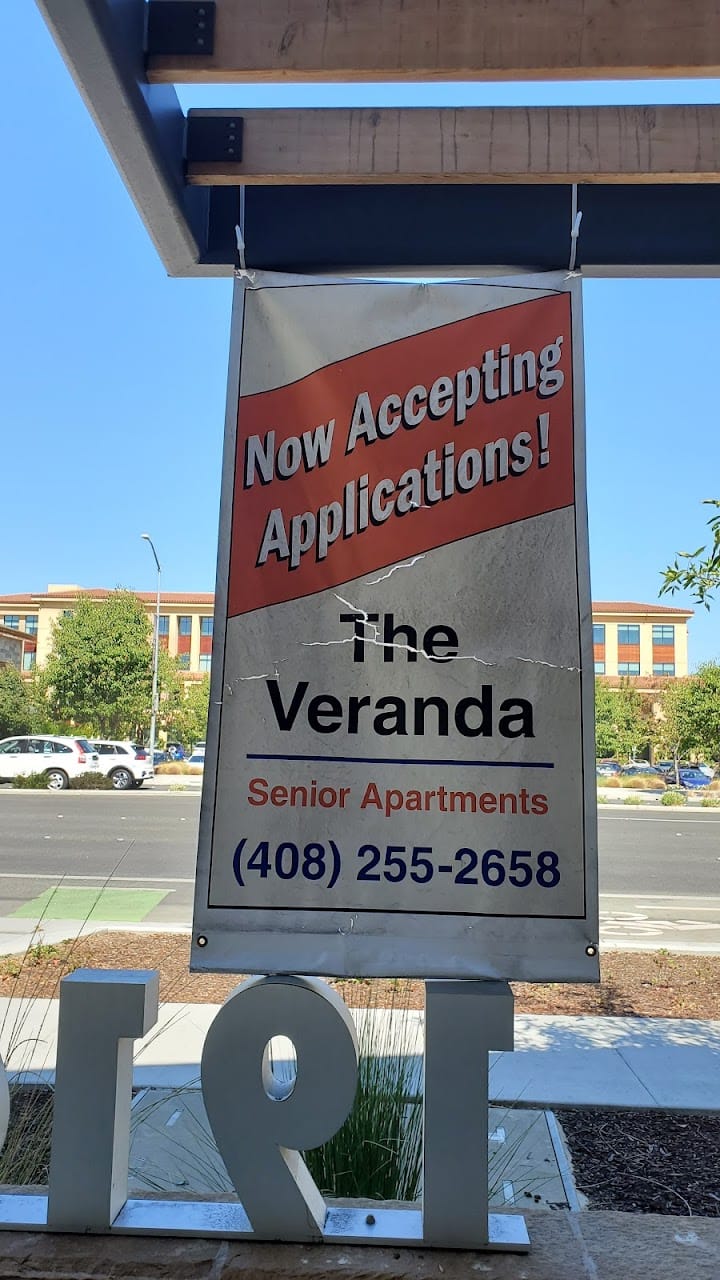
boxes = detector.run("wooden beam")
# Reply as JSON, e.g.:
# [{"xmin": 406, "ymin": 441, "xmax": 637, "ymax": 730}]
[
  {"xmin": 148, "ymin": 0, "xmax": 720, "ymax": 83},
  {"xmin": 186, "ymin": 106, "xmax": 720, "ymax": 185}
]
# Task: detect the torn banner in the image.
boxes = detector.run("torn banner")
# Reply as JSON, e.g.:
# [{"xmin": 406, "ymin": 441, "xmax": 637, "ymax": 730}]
[{"xmin": 192, "ymin": 272, "xmax": 599, "ymax": 982}]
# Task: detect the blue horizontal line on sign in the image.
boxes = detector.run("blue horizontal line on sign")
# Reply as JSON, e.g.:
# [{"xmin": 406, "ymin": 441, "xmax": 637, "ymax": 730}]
[{"xmin": 246, "ymin": 754, "xmax": 555, "ymax": 769}]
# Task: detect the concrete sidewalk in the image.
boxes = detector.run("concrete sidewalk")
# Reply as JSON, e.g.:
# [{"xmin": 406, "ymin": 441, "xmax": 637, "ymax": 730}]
[
  {"xmin": 0, "ymin": 916, "xmax": 191, "ymax": 956},
  {"xmin": 3, "ymin": 996, "xmax": 718, "ymax": 1111}
]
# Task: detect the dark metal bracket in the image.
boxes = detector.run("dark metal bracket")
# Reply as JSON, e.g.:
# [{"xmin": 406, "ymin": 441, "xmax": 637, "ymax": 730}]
[
  {"xmin": 186, "ymin": 113, "xmax": 244, "ymax": 164},
  {"xmin": 146, "ymin": 1, "xmax": 215, "ymax": 57}
]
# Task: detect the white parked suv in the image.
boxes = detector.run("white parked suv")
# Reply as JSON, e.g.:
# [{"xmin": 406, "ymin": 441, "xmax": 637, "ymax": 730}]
[
  {"xmin": 92, "ymin": 741, "xmax": 154, "ymax": 790},
  {"xmin": 0, "ymin": 735, "xmax": 101, "ymax": 790}
]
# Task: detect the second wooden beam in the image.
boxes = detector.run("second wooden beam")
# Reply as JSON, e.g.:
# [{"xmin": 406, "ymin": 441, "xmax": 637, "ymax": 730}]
[{"xmin": 186, "ymin": 106, "xmax": 720, "ymax": 185}]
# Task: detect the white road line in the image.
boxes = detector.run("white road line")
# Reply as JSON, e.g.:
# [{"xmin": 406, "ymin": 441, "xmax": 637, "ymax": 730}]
[
  {"xmin": 502, "ymin": 1181, "xmax": 515, "ymax": 1204},
  {"xmin": 601, "ymin": 893, "xmax": 720, "ymax": 904},
  {"xmin": 599, "ymin": 815, "xmax": 720, "ymax": 824},
  {"xmin": 0, "ymin": 872, "xmax": 194, "ymax": 884}
]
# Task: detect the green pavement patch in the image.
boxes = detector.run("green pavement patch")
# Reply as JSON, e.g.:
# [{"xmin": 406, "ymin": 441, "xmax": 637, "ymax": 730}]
[{"xmin": 12, "ymin": 887, "xmax": 169, "ymax": 922}]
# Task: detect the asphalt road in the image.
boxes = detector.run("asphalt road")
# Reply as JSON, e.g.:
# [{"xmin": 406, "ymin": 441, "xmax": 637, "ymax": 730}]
[{"xmin": 0, "ymin": 791, "xmax": 718, "ymax": 948}]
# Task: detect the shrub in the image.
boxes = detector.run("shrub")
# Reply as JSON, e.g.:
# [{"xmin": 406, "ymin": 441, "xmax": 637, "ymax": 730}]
[
  {"xmin": 155, "ymin": 761, "xmax": 203, "ymax": 776},
  {"xmin": 603, "ymin": 775, "xmax": 662, "ymax": 790},
  {"xmin": 304, "ymin": 989, "xmax": 422, "ymax": 1200},
  {"xmin": 12, "ymin": 771, "xmax": 113, "ymax": 790},
  {"xmin": 12, "ymin": 772, "xmax": 52, "ymax": 789},
  {"xmin": 661, "ymin": 790, "xmax": 687, "ymax": 806},
  {"xmin": 708, "ymin": 780, "xmax": 720, "ymax": 792},
  {"xmin": 701, "ymin": 794, "xmax": 720, "ymax": 808},
  {"xmin": 623, "ymin": 794, "xmax": 642, "ymax": 805},
  {"xmin": 72, "ymin": 773, "xmax": 113, "ymax": 790}
]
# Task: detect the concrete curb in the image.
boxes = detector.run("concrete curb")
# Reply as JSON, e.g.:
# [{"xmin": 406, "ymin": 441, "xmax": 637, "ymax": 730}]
[
  {"xmin": 2, "ymin": 1207, "xmax": 719, "ymax": 1277},
  {"xmin": 597, "ymin": 787, "xmax": 720, "ymax": 811}
]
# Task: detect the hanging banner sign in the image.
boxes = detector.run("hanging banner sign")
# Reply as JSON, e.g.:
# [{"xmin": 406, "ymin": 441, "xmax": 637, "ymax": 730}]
[{"xmin": 192, "ymin": 272, "xmax": 599, "ymax": 982}]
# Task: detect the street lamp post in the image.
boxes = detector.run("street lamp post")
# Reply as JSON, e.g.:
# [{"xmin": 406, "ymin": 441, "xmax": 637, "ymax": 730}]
[{"xmin": 141, "ymin": 533, "xmax": 161, "ymax": 766}]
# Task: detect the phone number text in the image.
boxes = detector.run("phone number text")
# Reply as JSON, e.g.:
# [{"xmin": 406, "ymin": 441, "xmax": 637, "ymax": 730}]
[{"xmin": 232, "ymin": 840, "xmax": 560, "ymax": 890}]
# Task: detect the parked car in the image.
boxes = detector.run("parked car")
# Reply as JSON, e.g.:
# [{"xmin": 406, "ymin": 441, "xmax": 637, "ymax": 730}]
[
  {"xmin": 153, "ymin": 749, "xmax": 168, "ymax": 766},
  {"xmin": 188, "ymin": 749, "xmax": 205, "ymax": 768},
  {"xmin": 678, "ymin": 767, "xmax": 712, "ymax": 790},
  {"xmin": 0, "ymin": 735, "xmax": 100, "ymax": 790},
  {"xmin": 619, "ymin": 763, "xmax": 664, "ymax": 777},
  {"xmin": 654, "ymin": 761, "xmax": 677, "ymax": 776},
  {"xmin": 596, "ymin": 760, "xmax": 622, "ymax": 777},
  {"xmin": 92, "ymin": 741, "xmax": 154, "ymax": 790}
]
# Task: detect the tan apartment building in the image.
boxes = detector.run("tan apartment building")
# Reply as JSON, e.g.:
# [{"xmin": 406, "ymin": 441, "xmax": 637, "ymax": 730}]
[
  {"xmin": 0, "ymin": 624, "xmax": 30, "ymax": 672},
  {"xmin": 0, "ymin": 585, "xmax": 215, "ymax": 679},
  {"xmin": 592, "ymin": 601, "xmax": 692, "ymax": 679},
  {"xmin": 0, "ymin": 588, "xmax": 693, "ymax": 681}
]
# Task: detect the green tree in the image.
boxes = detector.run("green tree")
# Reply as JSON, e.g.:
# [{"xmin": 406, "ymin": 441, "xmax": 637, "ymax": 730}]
[
  {"xmin": 594, "ymin": 679, "xmax": 650, "ymax": 760},
  {"xmin": 165, "ymin": 674, "xmax": 210, "ymax": 749},
  {"xmin": 661, "ymin": 499, "xmax": 720, "ymax": 608},
  {"xmin": 658, "ymin": 663, "xmax": 720, "ymax": 765},
  {"xmin": 156, "ymin": 651, "xmax": 186, "ymax": 727},
  {"xmin": 42, "ymin": 591, "xmax": 153, "ymax": 738},
  {"xmin": 0, "ymin": 667, "xmax": 34, "ymax": 737}
]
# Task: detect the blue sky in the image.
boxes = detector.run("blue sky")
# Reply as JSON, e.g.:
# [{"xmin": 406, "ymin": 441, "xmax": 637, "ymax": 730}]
[{"xmin": 3, "ymin": 5, "xmax": 719, "ymax": 665}]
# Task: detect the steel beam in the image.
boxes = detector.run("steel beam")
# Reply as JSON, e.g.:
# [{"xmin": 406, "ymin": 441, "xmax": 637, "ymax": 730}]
[
  {"xmin": 242, "ymin": 183, "xmax": 720, "ymax": 277},
  {"xmin": 35, "ymin": 0, "xmax": 221, "ymax": 276}
]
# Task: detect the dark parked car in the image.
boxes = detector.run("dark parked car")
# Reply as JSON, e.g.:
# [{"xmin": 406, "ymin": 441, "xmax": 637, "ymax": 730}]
[
  {"xmin": 619, "ymin": 763, "xmax": 664, "ymax": 778},
  {"xmin": 596, "ymin": 760, "xmax": 622, "ymax": 777},
  {"xmin": 654, "ymin": 761, "xmax": 676, "ymax": 776}
]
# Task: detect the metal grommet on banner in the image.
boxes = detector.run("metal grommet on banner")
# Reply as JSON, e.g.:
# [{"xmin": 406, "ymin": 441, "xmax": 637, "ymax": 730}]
[
  {"xmin": 568, "ymin": 184, "xmax": 582, "ymax": 275},
  {"xmin": 235, "ymin": 225, "xmax": 257, "ymax": 286}
]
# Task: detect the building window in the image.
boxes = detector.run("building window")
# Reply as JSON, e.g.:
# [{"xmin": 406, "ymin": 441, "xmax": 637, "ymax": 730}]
[
  {"xmin": 178, "ymin": 616, "xmax": 192, "ymax": 636},
  {"xmin": 62, "ymin": 610, "xmax": 73, "ymax": 618},
  {"xmin": 200, "ymin": 616, "xmax": 213, "ymax": 637},
  {"xmin": 157, "ymin": 615, "xmax": 169, "ymax": 636},
  {"xmin": 652, "ymin": 625, "xmax": 674, "ymax": 645},
  {"xmin": 618, "ymin": 662, "xmax": 640, "ymax": 676},
  {"xmin": 592, "ymin": 624, "xmax": 605, "ymax": 645},
  {"xmin": 199, "ymin": 654, "xmax": 212, "ymax": 672},
  {"xmin": 653, "ymin": 663, "xmax": 675, "ymax": 676},
  {"xmin": 178, "ymin": 654, "xmax": 191, "ymax": 670},
  {"xmin": 618, "ymin": 625, "xmax": 640, "ymax": 646},
  {"xmin": 22, "ymin": 651, "xmax": 36, "ymax": 671},
  {"xmin": 24, "ymin": 615, "xmax": 38, "ymax": 635},
  {"xmin": 594, "ymin": 661, "xmax": 606, "ymax": 674},
  {"xmin": 3, "ymin": 616, "xmax": 19, "ymax": 630}
]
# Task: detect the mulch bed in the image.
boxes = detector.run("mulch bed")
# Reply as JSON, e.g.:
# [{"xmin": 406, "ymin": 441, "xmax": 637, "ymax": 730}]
[
  {"xmin": 2, "ymin": 931, "xmax": 719, "ymax": 1018},
  {"xmin": 556, "ymin": 1108, "xmax": 720, "ymax": 1217}
]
